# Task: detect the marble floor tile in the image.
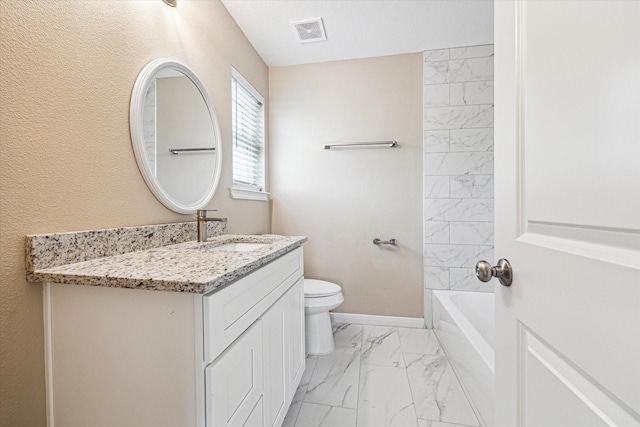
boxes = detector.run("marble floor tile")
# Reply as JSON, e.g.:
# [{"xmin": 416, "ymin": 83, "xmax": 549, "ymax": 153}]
[
  {"xmin": 332, "ymin": 323, "xmax": 362, "ymax": 349},
  {"xmin": 305, "ymin": 347, "xmax": 361, "ymax": 409},
  {"xmin": 294, "ymin": 402, "xmax": 357, "ymax": 427},
  {"xmin": 419, "ymin": 420, "xmax": 475, "ymax": 427},
  {"xmin": 361, "ymin": 326, "xmax": 405, "ymax": 367},
  {"xmin": 357, "ymin": 364, "xmax": 419, "ymax": 427},
  {"xmin": 405, "ymin": 353, "xmax": 478, "ymax": 426},
  {"xmin": 301, "ymin": 355, "xmax": 318, "ymax": 388},
  {"xmin": 398, "ymin": 327, "xmax": 442, "ymax": 355},
  {"xmin": 282, "ymin": 385, "xmax": 307, "ymax": 427},
  {"xmin": 284, "ymin": 325, "xmax": 481, "ymax": 427}
]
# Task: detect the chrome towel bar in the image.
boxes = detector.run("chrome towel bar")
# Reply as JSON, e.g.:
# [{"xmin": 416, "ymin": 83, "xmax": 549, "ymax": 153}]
[
  {"xmin": 323, "ymin": 141, "xmax": 398, "ymax": 150},
  {"xmin": 373, "ymin": 238, "xmax": 397, "ymax": 246},
  {"xmin": 169, "ymin": 147, "xmax": 216, "ymax": 155}
]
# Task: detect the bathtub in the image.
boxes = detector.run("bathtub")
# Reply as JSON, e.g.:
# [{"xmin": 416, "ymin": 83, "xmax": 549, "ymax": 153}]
[{"xmin": 433, "ymin": 290, "xmax": 494, "ymax": 427}]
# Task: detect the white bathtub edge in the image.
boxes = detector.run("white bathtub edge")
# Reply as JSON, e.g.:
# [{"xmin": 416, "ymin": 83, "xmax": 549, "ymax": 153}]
[
  {"xmin": 433, "ymin": 290, "xmax": 495, "ymax": 427},
  {"xmin": 433, "ymin": 291, "xmax": 495, "ymax": 372}
]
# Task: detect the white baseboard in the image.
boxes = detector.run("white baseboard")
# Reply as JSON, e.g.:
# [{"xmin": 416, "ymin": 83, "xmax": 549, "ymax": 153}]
[{"xmin": 329, "ymin": 312, "xmax": 425, "ymax": 329}]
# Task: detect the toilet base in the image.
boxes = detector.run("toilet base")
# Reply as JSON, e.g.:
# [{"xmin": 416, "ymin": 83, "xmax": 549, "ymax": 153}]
[{"xmin": 305, "ymin": 311, "xmax": 335, "ymax": 355}]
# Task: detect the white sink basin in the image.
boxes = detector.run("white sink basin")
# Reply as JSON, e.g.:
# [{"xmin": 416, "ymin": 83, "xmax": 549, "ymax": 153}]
[{"xmin": 212, "ymin": 243, "xmax": 267, "ymax": 252}]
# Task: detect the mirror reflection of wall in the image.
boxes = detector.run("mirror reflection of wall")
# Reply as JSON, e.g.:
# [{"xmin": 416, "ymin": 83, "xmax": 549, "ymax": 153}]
[{"xmin": 154, "ymin": 74, "xmax": 216, "ymax": 206}]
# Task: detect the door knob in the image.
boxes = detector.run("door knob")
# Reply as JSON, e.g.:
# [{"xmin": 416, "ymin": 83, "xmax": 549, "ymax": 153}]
[{"xmin": 475, "ymin": 258, "xmax": 513, "ymax": 287}]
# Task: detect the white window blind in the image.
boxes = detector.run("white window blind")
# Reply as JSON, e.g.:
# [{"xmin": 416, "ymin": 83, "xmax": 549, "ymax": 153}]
[{"xmin": 232, "ymin": 70, "xmax": 265, "ymax": 192}]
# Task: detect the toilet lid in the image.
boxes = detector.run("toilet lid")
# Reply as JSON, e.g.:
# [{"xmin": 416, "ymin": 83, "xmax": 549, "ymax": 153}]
[{"xmin": 304, "ymin": 279, "xmax": 342, "ymax": 298}]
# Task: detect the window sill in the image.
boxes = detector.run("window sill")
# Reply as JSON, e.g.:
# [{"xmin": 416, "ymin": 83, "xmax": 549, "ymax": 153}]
[{"xmin": 229, "ymin": 187, "xmax": 270, "ymax": 201}]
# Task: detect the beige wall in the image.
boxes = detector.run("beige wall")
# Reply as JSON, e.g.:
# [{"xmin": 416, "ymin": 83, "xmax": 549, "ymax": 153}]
[
  {"xmin": 0, "ymin": 1, "xmax": 269, "ymax": 424},
  {"xmin": 270, "ymin": 54, "xmax": 423, "ymax": 317}
]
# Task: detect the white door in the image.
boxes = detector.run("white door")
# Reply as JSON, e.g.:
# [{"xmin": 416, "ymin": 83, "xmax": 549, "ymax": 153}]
[{"xmin": 494, "ymin": 1, "xmax": 640, "ymax": 426}]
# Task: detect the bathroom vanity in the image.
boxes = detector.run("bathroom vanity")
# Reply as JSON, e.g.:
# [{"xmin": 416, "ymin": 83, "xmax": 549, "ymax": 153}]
[
  {"xmin": 23, "ymin": 57, "xmax": 298, "ymax": 426},
  {"xmin": 26, "ymin": 223, "xmax": 307, "ymax": 427}
]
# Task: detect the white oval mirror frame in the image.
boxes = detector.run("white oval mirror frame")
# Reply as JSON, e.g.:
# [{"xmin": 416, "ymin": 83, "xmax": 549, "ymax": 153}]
[{"xmin": 130, "ymin": 58, "xmax": 222, "ymax": 214}]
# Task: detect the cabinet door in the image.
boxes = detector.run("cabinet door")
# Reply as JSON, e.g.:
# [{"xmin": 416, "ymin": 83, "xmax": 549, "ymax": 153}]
[
  {"xmin": 243, "ymin": 397, "xmax": 264, "ymax": 427},
  {"xmin": 206, "ymin": 321, "xmax": 264, "ymax": 427},
  {"xmin": 262, "ymin": 278, "xmax": 306, "ymax": 427},
  {"xmin": 262, "ymin": 295, "xmax": 288, "ymax": 427},
  {"xmin": 286, "ymin": 278, "xmax": 305, "ymax": 400}
]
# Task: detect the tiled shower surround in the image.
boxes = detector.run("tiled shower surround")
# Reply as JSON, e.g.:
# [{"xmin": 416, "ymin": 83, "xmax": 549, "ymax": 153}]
[
  {"xmin": 143, "ymin": 80, "xmax": 156, "ymax": 172},
  {"xmin": 423, "ymin": 45, "xmax": 495, "ymax": 325}
]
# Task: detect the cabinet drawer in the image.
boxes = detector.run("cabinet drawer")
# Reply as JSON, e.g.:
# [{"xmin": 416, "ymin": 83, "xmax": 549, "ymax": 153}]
[{"xmin": 203, "ymin": 248, "xmax": 303, "ymax": 363}]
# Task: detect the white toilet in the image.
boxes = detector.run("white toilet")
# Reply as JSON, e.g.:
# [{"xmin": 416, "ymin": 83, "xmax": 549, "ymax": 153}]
[{"xmin": 304, "ymin": 279, "xmax": 344, "ymax": 355}]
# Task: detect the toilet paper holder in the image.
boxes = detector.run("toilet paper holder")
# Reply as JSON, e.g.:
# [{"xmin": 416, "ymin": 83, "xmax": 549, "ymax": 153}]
[{"xmin": 373, "ymin": 238, "xmax": 397, "ymax": 246}]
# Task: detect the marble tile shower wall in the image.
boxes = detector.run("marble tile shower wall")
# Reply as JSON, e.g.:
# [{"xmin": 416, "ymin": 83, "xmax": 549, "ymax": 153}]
[
  {"xmin": 423, "ymin": 45, "xmax": 495, "ymax": 298},
  {"xmin": 143, "ymin": 80, "xmax": 156, "ymax": 171}
]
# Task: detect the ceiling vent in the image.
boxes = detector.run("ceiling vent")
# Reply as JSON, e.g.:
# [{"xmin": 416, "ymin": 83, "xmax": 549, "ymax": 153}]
[{"xmin": 291, "ymin": 18, "xmax": 327, "ymax": 44}]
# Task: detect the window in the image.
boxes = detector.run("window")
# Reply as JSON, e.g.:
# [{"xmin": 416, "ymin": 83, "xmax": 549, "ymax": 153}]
[{"xmin": 231, "ymin": 68, "xmax": 267, "ymax": 201}]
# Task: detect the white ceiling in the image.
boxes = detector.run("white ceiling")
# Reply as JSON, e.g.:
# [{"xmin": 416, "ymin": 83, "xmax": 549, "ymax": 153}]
[{"xmin": 221, "ymin": 0, "xmax": 494, "ymax": 67}]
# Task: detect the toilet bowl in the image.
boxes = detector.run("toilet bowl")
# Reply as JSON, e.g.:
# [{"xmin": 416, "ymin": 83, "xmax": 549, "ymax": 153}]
[{"xmin": 304, "ymin": 279, "xmax": 344, "ymax": 355}]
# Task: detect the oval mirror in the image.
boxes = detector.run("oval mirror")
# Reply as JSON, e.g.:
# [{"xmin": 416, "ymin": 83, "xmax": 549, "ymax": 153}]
[{"xmin": 130, "ymin": 58, "xmax": 222, "ymax": 214}]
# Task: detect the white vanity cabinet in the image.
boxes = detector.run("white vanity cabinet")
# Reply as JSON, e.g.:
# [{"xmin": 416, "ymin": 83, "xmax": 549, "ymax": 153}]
[
  {"xmin": 45, "ymin": 247, "xmax": 305, "ymax": 427},
  {"xmin": 205, "ymin": 277, "xmax": 305, "ymax": 427}
]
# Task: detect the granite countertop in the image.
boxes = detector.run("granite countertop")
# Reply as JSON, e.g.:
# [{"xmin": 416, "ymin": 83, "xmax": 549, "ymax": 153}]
[{"xmin": 28, "ymin": 234, "xmax": 307, "ymax": 294}]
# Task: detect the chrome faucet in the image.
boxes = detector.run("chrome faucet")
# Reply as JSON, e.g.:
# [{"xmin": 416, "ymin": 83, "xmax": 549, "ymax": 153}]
[{"xmin": 196, "ymin": 209, "xmax": 225, "ymax": 242}]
